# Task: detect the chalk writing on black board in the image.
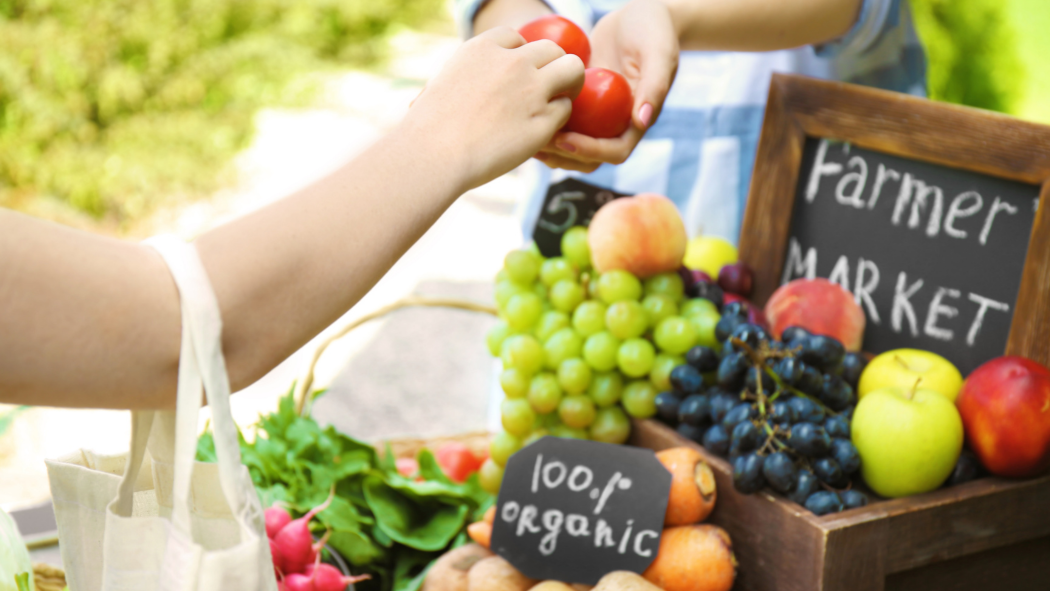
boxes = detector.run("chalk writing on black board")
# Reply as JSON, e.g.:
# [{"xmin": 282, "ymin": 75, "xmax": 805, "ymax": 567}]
[
  {"xmin": 532, "ymin": 178, "xmax": 632, "ymax": 258},
  {"xmin": 785, "ymin": 138, "xmax": 1040, "ymax": 374},
  {"xmin": 491, "ymin": 437, "xmax": 670, "ymax": 585}
]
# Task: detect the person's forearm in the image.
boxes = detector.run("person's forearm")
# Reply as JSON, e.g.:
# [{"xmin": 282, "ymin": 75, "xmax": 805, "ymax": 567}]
[
  {"xmin": 0, "ymin": 121, "xmax": 468, "ymax": 409},
  {"xmin": 197, "ymin": 120, "xmax": 469, "ymax": 399},
  {"xmin": 473, "ymin": 0, "xmax": 551, "ymax": 34},
  {"xmin": 661, "ymin": 0, "xmax": 862, "ymax": 52}
]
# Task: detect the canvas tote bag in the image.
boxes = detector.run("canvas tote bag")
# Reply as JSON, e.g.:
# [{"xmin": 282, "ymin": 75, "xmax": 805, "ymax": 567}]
[{"xmin": 45, "ymin": 235, "xmax": 278, "ymax": 591}]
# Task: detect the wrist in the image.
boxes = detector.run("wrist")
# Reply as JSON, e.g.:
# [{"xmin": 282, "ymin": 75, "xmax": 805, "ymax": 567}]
[
  {"xmin": 655, "ymin": 0, "xmax": 693, "ymax": 43},
  {"xmin": 389, "ymin": 112, "xmax": 475, "ymax": 198}
]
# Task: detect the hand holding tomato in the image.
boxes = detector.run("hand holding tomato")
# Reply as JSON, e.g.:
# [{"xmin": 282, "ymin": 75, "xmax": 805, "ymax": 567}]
[
  {"xmin": 406, "ymin": 27, "xmax": 584, "ymax": 190},
  {"xmin": 528, "ymin": 0, "xmax": 680, "ymax": 172}
]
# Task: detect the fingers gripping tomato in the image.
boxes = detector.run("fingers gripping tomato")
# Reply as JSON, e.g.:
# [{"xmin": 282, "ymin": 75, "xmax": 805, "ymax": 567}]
[
  {"xmin": 566, "ymin": 68, "xmax": 633, "ymax": 139},
  {"xmin": 519, "ymin": 15, "xmax": 591, "ymax": 66}
]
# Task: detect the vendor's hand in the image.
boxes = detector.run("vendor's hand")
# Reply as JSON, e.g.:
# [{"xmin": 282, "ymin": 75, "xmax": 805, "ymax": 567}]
[
  {"xmin": 535, "ymin": 0, "xmax": 679, "ymax": 173},
  {"xmin": 405, "ymin": 27, "xmax": 585, "ymax": 191}
]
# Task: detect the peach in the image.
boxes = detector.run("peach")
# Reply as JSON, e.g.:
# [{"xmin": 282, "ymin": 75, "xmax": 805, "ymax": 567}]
[
  {"xmin": 588, "ymin": 193, "xmax": 687, "ymax": 279},
  {"xmin": 764, "ymin": 278, "xmax": 865, "ymax": 351}
]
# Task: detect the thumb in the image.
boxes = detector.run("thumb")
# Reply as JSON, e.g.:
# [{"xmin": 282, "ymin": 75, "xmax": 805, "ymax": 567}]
[{"xmin": 632, "ymin": 46, "xmax": 677, "ymax": 131}]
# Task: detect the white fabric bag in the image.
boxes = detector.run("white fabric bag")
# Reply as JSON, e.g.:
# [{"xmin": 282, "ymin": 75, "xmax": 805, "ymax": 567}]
[{"xmin": 45, "ymin": 235, "xmax": 278, "ymax": 591}]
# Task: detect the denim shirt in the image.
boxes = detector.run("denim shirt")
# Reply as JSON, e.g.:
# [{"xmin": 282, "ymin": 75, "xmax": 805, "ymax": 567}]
[{"xmin": 455, "ymin": 0, "xmax": 927, "ymax": 246}]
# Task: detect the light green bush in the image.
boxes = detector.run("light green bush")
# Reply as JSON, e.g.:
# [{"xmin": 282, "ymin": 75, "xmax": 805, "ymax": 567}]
[
  {"xmin": 910, "ymin": 0, "xmax": 1024, "ymax": 114},
  {"xmin": 0, "ymin": 0, "xmax": 445, "ymax": 224}
]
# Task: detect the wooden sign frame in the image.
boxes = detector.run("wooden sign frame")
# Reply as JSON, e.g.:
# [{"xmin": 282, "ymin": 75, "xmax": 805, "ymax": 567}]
[{"xmin": 739, "ymin": 73, "xmax": 1050, "ymax": 367}]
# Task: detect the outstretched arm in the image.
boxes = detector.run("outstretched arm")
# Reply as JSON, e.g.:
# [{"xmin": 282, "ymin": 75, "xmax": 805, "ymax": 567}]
[
  {"xmin": 663, "ymin": 0, "xmax": 861, "ymax": 52},
  {"xmin": 0, "ymin": 28, "xmax": 584, "ymax": 410}
]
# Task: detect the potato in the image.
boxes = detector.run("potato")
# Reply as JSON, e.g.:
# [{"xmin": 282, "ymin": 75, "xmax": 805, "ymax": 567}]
[
  {"xmin": 423, "ymin": 543, "xmax": 494, "ymax": 591},
  {"xmin": 594, "ymin": 571, "xmax": 662, "ymax": 591},
  {"xmin": 529, "ymin": 583, "xmax": 575, "ymax": 591},
  {"xmin": 467, "ymin": 556, "xmax": 538, "ymax": 591},
  {"xmin": 571, "ymin": 586, "xmax": 594, "ymax": 591}
]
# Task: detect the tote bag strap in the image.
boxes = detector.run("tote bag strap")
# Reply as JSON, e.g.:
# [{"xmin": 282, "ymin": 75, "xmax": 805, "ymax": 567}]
[{"xmin": 144, "ymin": 234, "xmax": 263, "ymax": 538}]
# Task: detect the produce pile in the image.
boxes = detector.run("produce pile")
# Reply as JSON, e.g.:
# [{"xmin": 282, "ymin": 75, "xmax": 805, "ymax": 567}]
[
  {"xmin": 197, "ymin": 391, "xmax": 493, "ymax": 591},
  {"xmin": 424, "ymin": 447, "xmax": 735, "ymax": 591},
  {"xmin": 485, "ymin": 188, "xmax": 1050, "ymax": 516}
]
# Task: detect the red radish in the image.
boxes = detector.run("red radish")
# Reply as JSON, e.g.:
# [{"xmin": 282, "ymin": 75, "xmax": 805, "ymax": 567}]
[
  {"xmin": 274, "ymin": 488, "xmax": 335, "ymax": 574},
  {"xmin": 395, "ymin": 457, "xmax": 419, "ymax": 477},
  {"xmin": 304, "ymin": 563, "xmax": 372, "ymax": 591},
  {"xmin": 283, "ymin": 573, "xmax": 315, "ymax": 591},
  {"xmin": 270, "ymin": 538, "xmax": 285, "ymax": 578},
  {"xmin": 266, "ymin": 505, "xmax": 293, "ymax": 539}
]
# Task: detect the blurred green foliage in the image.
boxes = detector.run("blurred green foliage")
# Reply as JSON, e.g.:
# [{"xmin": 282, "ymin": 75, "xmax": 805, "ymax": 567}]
[
  {"xmin": 0, "ymin": 0, "xmax": 445, "ymax": 224},
  {"xmin": 911, "ymin": 0, "xmax": 1025, "ymax": 114}
]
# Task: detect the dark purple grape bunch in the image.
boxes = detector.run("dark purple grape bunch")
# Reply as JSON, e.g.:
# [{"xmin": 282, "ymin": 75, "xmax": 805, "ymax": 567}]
[{"xmin": 655, "ymin": 303, "xmax": 872, "ymax": 516}]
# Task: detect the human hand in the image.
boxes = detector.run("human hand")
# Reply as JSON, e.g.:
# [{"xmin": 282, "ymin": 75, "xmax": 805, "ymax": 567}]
[
  {"xmin": 535, "ymin": 0, "xmax": 679, "ymax": 173},
  {"xmin": 404, "ymin": 27, "xmax": 585, "ymax": 191}
]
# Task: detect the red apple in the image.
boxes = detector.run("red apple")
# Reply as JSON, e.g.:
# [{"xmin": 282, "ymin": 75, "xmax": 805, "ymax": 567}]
[
  {"xmin": 956, "ymin": 356, "xmax": 1050, "ymax": 478},
  {"xmin": 764, "ymin": 278, "xmax": 865, "ymax": 351},
  {"xmin": 588, "ymin": 193, "xmax": 687, "ymax": 278},
  {"xmin": 717, "ymin": 263, "xmax": 753, "ymax": 297}
]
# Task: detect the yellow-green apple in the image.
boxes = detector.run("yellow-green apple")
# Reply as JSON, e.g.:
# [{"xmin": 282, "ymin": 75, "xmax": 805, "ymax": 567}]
[
  {"xmin": 683, "ymin": 235, "xmax": 737, "ymax": 278},
  {"xmin": 858, "ymin": 349, "xmax": 963, "ymax": 403},
  {"xmin": 764, "ymin": 278, "xmax": 865, "ymax": 351},
  {"xmin": 852, "ymin": 383, "xmax": 964, "ymax": 497},
  {"xmin": 588, "ymin": 193, "xmax": 687, "ymax": 279},
  {"xmin": 956, "ymin": 356, "xmax": 1050, "ymax": 478}
]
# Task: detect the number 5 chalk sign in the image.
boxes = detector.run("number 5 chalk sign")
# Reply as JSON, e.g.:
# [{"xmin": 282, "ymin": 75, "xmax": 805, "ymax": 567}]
[
  {"xmin": 491, "ymin": 437, "xmax": 671, "ymax": 585},
  {"xmin": 531, "ymin": 178, "xmax": 632, "ymax": 258}
]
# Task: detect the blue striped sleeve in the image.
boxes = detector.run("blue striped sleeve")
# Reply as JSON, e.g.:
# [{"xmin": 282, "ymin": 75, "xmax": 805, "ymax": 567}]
[{"xmin": 815, "ymin": 0, "xmax": 899, "ymax": 57}]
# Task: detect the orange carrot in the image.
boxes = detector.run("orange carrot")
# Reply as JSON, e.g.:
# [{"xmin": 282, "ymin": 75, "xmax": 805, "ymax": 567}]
[
  {"xmin": 467, "ymin": 520, "xmax": 492, "ymax": 549},
  {"xmin": 656, "ymin": 447, "xmax": 717, "ymax": 526},
  {"xmin": 642, "ymin": 525, "xmax": 736, "ymax": 591},
  {"xmin": 483, "ymin": 505, "xmax": 496, "ymax": 526}
]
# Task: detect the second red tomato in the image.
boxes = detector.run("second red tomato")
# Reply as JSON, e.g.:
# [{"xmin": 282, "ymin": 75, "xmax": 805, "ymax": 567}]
[
  {"xmin": 519, "ymin": 15, "xmax": 591, "ymax": 66},
  {"xmin": 565, "ymin": 68, "xmax": 633, "ymax": 139}
]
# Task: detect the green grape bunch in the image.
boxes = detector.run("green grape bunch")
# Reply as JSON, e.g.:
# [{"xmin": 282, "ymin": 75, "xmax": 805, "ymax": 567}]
[{"xmin": 481, "ymin": 226, "xmax": 723, "ymax": 493}]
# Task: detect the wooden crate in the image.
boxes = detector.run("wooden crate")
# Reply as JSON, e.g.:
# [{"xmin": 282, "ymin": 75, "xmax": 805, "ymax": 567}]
[{"xmin": 630, "ymin": 419, "xmax": 1050, "ymax": 591}]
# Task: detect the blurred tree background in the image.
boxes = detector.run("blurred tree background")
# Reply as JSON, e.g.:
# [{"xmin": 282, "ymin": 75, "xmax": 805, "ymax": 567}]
[
  {"xmin": 0, "ymin": 0, "xmax": 447, "ymax": 229},
  {"xmin": 0, "ymin": 0, "xmax": 1047, "ymax": 230}
]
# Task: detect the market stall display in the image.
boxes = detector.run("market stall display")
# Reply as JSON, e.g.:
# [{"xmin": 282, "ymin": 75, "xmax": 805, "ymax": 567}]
[{"xmin": 26, "ymin": 56, "xmax": 1050, "ymax": 591}]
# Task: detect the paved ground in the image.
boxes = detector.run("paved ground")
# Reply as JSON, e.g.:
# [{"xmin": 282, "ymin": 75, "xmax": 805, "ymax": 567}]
[{"xmin": 5, "ymin": 30, "xmax": 534, "ymax": 566}]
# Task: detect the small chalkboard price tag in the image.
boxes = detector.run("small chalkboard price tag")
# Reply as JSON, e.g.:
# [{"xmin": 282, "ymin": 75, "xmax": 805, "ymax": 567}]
[
  {"xmin": 532, "ymin": 178, "xmax": 632, "ymax": 258},
  {"xmin": 490, "ymin": 437, "xmax": 671, "ymax": 585}
]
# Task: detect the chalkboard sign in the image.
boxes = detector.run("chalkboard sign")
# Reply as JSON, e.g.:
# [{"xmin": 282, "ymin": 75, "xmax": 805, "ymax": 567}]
[
  {"xmin": 782, "ymin": 138, "xmax": 1039, "ymax": 374},
  {"xmin": 740, "ymin": 74, "xmax": 1050, "ymax": 373},
  {"xmin": 533, "ymin": 178, "xmax": 632, "ymax": 257},
  {"xmin": 490, "ymin": 437, "xmax": 671, "ymax": 585}
]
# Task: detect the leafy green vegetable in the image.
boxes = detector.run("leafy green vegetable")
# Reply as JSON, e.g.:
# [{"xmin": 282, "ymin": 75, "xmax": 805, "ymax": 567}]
[{"xmin": 197, "ymin": 386, "xmax": 491, "ymax": 591}]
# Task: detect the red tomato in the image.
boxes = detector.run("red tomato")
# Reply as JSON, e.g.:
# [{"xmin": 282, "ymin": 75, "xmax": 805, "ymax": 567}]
[
  {"xmin": 435, "ymin": 442, "xmax": 482, "ymax": 483},
  {"xmin": 519, "ymin": 15, "xmax": 591, "ymax": 66},
  {"xmin": 565, "ymin": 68, "xmax": 633, "ymax": 139}
]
